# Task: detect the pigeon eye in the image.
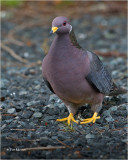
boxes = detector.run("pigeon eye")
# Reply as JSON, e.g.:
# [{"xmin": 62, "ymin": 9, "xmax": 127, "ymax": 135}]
[{"xmin": 63, "ymin": 21, "xmax": 67, "ymax": 26}]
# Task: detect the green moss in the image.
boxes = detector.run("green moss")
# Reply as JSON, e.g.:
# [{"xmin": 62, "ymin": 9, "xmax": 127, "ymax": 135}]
[
  {"xmin": 63, "ymin": 121, "xmax": 75, "ymax": 132},
  {"xmin": 1, "ymin": 0, "xmax": 23, "ymax": 7},
  {"xmin": 55, "ymin": 1, "xmax": 73, "ymax": 9}
]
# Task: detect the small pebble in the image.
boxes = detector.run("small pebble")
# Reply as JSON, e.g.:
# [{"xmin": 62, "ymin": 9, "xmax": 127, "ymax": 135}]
[
  {"xmin": 33, "ymin": 112, "xmax": 42, "ymax": 118},
  {"xmin": 86, "ymin": 133, "xmax": 95, "ymax": 139},
  {"xmin": 7, "ymin": 108, "xmax": 16, "ymax": 114},
  {"xmin": 40, "ymin": 137, "xmax": 49, "ymax": 146},
  {"xmin": 109, "ymin": 106, "xmax": 117, "ymax": 112},
  {"xmin": 105, "ymin": 116, "xmax": 114, "ymax": 122},
  {"xmin": 27, "ymin": 100, "xmax": 41, "ymax": 106},
  {"xmin": 34, "ymin": 85, "xmax": 41, "ymax": 90},
  {"xmin": 2, "ymin": 124, "xmax": 7, "ymax": 129},
  {"xmin": 22, "ymin": 111, "xmax": 33, "ymax": 119},
  {"xmin": 49, "ymin": 94, "xmax": 58, "ymax": 102},
  {"xmin": 19, "ymin": 91, "xmax": 28, "ymax": 96}
]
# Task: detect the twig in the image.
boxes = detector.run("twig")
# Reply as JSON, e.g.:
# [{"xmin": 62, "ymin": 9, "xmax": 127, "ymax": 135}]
[
  {"xmin": 21, "ymin": 146, "xmax": 66, "ymax": 151},
  {"xmin": 2, "ymin": 39, "xmax": 24, "ymax": 46},
  {"xmin": 56, "ymin": 138, "xmax": 72, "ymax": 149},
  {"xmin": 111, "ymin": 127, "xmax": 127, "ymax": 131},
  {"xmin": 25, "ymin": 60, "xmax": 42, "ymax": 67},
  {"xmin": 6, "ymin": 21, "xmax": 45, "ymax": 49},
  {"xmin": 94, "ymin": 50, "xmax": 127, "ymax": 58},
  {"xmin": 10, "ymin": 128, "xmax": 35, "ymax": 131},
  {"xmin": 1, "ymin": 43, "xmax": 28, "ymax": 63},
  {"xmin": 6, "ymin": 137, "xmax": 40, "ymax": 142},
  {"xmin": 2, "ymin": 114, "xmax": 16, "ymax": 116}
]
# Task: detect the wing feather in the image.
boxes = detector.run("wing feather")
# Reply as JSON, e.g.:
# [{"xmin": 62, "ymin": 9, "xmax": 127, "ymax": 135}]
[{"xmin": 86, "ymin": 51, "xmax": 113, "ymax": 94}]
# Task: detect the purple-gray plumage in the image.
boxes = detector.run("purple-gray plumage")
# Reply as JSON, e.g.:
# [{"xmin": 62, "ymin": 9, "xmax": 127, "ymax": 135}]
[{"xmin": 42, "ymin": 16, "xmax": 126, "ymax": 125}]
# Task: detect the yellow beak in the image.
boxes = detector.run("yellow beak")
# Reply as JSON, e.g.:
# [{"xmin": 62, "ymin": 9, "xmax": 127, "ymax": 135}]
[{"xmin": 51, "ymin": 27, "xmax": 58, "ymax": 33}]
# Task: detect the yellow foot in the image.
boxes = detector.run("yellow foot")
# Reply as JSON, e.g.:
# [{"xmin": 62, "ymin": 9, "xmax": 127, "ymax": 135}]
[
  {"xmin": 80, "ymin": 112, "xmax": 100, "ymax": 124},
  {"xmin": 56, "ymin": 113, "xmax": 78, "ymax": 126}
]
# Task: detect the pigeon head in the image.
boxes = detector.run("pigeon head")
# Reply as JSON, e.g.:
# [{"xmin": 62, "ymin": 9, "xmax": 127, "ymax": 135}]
[{"xmin": 51, "ymin": 16, "xmax": 72, "ymax": 34}]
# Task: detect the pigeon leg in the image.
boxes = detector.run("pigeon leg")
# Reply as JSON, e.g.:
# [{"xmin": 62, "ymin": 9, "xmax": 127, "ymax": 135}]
[
  {"xmin": 80, "ymin": 112, "xmax": 100, "ymax": 124},
  {"xmin": 56, "ymin": 113, "xmax": 78, "ymax": 126}
]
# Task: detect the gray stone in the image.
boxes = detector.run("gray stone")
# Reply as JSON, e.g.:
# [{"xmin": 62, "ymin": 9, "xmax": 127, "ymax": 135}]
[
  {"xmin": 17, "ymin": 125, "xmax": 22, "ymax": 128},
  {"xmin": 22, "ymin": 110, "xmax": 33, "ymax": 119},
  {"xmin": 1, "ymin": 103, "xmax": 8, "ymax": 109},
  {"xmin": 28, "ymin": 107, "xmax": 37, "ymax": 112},
  {"xmin": 44, "ymin": 115, "xmax": 56, "ymax": 121},
  {"xmin": 2, "ymin": 124, "xmax": 7, "ymax": 129},
  {"xmin": 116, "ymin": 57, "xmax": 124, "ymax": 64},
  {"xmin": 77, "ymin": 125, "xmax": 83, "ymax": 129},
  {"xmin": 120, "ymin": 103, "xmax": 127, "ymax": 110},
  {"xmin": 46, "ymin": 151, "xmax": 53, "ymax": 159},
  {"xmin": 43, "ymin": 104, "xmax": 55, "ymax": 115},
  {"xmin": 98, "ymin": 48, "xmax": 109, "ymax": 54},
  {"xmin": 77, "ymin": 33, "xmax": 87, "ymax": 40},
  {"xmin": 33, "ymin": 112, "xmax": 42, "ymax": 118},
  {"xmin": 29, "ymin": 122, "xmax": 35, "ymax": 127},
  {"xmin": 105, "ymin": 116, "xmax": 114, "ymax": 122},
  {"xmin": 109, "ymin": 106, "xmax": 117, "ymax": 112},
  {"xmin": 44, "ymin": 104, "xmax": 54, "ymax": 109},
  {"xmin": 23, "ymin": 52, "xmax": 29, "ymax": 58},
  {"xmin": 7, "ymin": 108, "xmax": 16, "ymax": 114},
  {"xmin": 40, "ymin": 88, "xmax": 47, "ymax": 94},
  {"xmin": 19, "ymin": 90, "xmax": 28, "ymax": 96},
  {"xmin": 19, "ymin": 121, "xmax": 26, "ymax": 126},
  {"xmin": 103, "ymin": 110, "xmax": 111, "ymax": 117},
  {"xmin": 51, "ymin": 136, "xmax": 58, "ymax": 140},
  {"xmin": 43, "ymin": 130, "xmax": 52, "ymax": 136},
  {"xmin": 1, "ymin": 78, "xmax": 9, "ymax": 89},
  {"xmin": 103, "ymin": 30, "xmax": 116, "ymax": 39},
  {"xmin": 74, "ymin": 138, "xmax": 85, "ymax": 146},
  {"xmin": 36, "ymin": 127, "xmax": 44, "ymax": 134},
  {"xmin": 34, "ymin": 85, "xmax": 40, "ymax": 90},
  {"xmin": 5, "ymin": 119, "xmax": 13, "ymax": 123},
  {"xmin": 40, "ymin": 137, "xmax": 49, "ymax": 146},
  {"xmin": 124, "ymin": 124, "xmax": 128, "ymax": 132},
  {"xmin": 15, "ymin": 116, "xmax": 20, "ymax": 120},
  {"xmin": 121, "ymin": 139, "xmax": 128, "ymax": 143},
  {"xmin": 58, "ymin": 134, "xmax": 66, "ymax": 141},
  {"xmin": 57, "ymin": 99, "xmax": 62, "ymax": 103},
  {"xmin": 57, "ymin": 103, "xmax": 65, "ymax": 108},
  {"xmin": 49, "ymin": 94, "xmax": 58, "ymax": 102},
  {"xmin": 112, "ymin": 70, "xmax": 118, "ymax": 77},
  {"xmin": 86, "ymin": 133, "xmax": 95, "ymax": 139},
  {"xmin": 34, "ymin": 80, "xmax": 40, "ymax": 85},
  {"xmin": 109, "ymin": 123, "xmax": 115, "ymax": 129},
  {"xmin": 27, "ymin": 100, "xmax": 41, "ymax": 106}
]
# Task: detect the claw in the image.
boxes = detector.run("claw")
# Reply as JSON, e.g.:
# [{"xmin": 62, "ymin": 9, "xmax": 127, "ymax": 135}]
[
  {"xmin": 80, "ymin": 112, "xmax": 100, "ymax": 124},
  {"xmin": 56, "ymin": 113, "xmax": 78, "ymax": 126}
]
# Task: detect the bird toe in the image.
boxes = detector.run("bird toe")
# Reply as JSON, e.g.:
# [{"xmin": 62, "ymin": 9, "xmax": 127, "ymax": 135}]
[
  {"xmin": 56, "ymin": 113, "xmax": 78, "ymax": 126},
  {"xmin": 80, "ymin": 112, "xmax": 100, "ymax": 124}
]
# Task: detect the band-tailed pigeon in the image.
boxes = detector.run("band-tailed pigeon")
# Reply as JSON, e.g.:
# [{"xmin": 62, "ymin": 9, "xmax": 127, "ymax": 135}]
[{"xmin": 42, "ymin": 16, "xmax": 126, "ymax": 125}]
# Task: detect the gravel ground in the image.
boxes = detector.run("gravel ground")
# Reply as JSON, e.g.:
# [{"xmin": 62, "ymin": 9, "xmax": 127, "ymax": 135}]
[{"xmin": 1, "ymin": 13, "xmax": 127, "ymax": 159}]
